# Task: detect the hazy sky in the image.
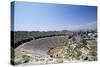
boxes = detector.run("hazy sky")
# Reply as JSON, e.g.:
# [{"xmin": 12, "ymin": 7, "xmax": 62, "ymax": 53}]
[{"xmin": 13, "ymin": 1, "xmax": 97, "ymax": 31}]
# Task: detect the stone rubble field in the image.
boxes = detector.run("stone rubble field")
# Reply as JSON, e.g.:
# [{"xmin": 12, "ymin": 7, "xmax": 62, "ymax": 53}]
[{"xmin": 14, "ymin": 35, "xmax": 97, "ymax": 65}]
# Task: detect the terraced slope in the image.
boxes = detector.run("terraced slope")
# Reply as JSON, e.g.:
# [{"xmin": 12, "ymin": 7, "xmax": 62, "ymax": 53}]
[
  {"xmin": 16, "ymin": 36, "xmax": 68, "ymax": 55},
  {"xmin": 14, "ymin": 35, "xmax": 97, "ymax": 65}
]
